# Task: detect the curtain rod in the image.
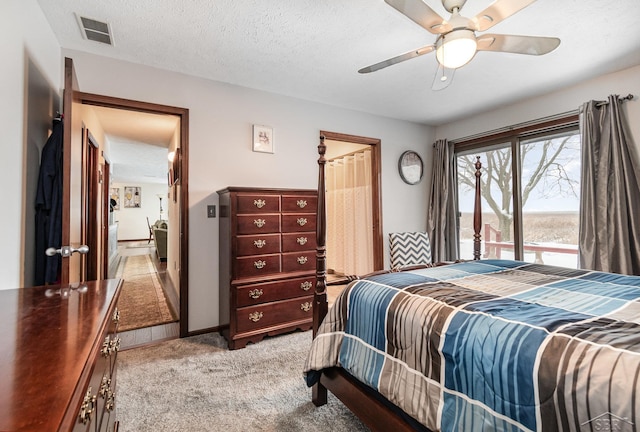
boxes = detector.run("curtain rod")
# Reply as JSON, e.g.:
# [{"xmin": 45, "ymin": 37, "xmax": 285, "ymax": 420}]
[
  {"xmin": 448, "ymin": 110, "xmax": 578, "ymax": 145},
  {"xmin": 448, "ymin": 94, "xmax": 635, "ymax": 145},
  {"xmin": 595, "ymin": 93, "xmax": 635, "ymax": 107}
]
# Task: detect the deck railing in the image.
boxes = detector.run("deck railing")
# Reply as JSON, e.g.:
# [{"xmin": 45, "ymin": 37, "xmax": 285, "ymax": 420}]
[{"xmin": 483, "ymin": 223, "xmax": 578, "ymax": 264}]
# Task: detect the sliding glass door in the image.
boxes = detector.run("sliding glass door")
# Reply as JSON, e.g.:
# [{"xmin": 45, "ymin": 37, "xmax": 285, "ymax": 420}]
[{"xmin": 456, "ymin": 129, "xmax": 581, "ymax": 268}]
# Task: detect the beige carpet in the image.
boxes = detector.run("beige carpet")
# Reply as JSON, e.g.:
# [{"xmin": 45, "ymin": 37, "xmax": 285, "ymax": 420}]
[
  {"xmin": 117, "ymin": 254, "xmax": 177, "ymax": 332},
  {"xmin": 116, "ymin": 331, "xmax": 369, "ymax": 432}
]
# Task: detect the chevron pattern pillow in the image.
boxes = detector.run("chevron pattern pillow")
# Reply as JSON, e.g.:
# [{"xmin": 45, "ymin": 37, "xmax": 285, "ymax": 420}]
[{"xmin": 389, "ymin": 232, "xmax": 432, "ymax": 269}]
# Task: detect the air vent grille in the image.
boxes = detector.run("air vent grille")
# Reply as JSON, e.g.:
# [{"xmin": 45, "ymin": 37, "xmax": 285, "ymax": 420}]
[{"xmin": 77, "ymin": 15, "xmax": 113, "ymax": 45}]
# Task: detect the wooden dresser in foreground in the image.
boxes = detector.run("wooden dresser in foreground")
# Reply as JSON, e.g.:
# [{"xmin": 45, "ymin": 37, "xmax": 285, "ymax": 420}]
[
  {"xmin": 0, "ymin": 279, "xmax": 122, "ymax": 432},
  {"xmin": 218, "ymin": 187, "xmax": 317, "ymax": 349}
]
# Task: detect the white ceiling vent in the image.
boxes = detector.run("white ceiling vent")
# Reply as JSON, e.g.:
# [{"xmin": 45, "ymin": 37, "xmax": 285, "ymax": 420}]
[{"xmin": 76, "ymin": 14, "xmax": 113, "ymax": 46}]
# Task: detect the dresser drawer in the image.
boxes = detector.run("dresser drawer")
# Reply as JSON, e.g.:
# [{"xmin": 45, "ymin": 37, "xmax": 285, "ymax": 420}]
[
  {"xmin": 235, "ymin": 275, "xmax": 315, "ymax": 307},
  {"xmin": 236, "ymin": 194, "xmax": 280, "ymax": 213},
  {"xmin": 235, "ymin": 254, "xmax": 281, "ymax": 278},
  {"xmin": 282, "ymin": 251, "xmax": 316, "ymax": 273},
  {"xmin": 74, "ymin": 338, "xmax": 111, "ymax": 432},
  {"xmin": 94, "ymin": 352, "xmax": 114, "ymax": 432},
  {"xmin": 236, "ymin": 214, "xmax": 280, "ymax": 234},
  {"xmin": 282, "ymin": 232, "xmax": 316, "ymax": 252},
  {"xmin": 236, "ymin": 233, "xmax": 281, "ymax": 256},
  {"xmin": 235, "ymin": 296, "xmax": 314, "ymax": 333},
  {"xmin": 282, "ymin": 214, "xmax": 316, "ymax": 232},
  {"xmin": 282, "ymin": 195, "xmax": 317, "ymax": 212}
]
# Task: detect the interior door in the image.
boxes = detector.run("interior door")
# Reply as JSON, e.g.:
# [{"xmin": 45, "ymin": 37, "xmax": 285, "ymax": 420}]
[
  {"xmin": 61, "ymin": 57, "xmax": 87, "ymax": 283},
  {"xmin": 82, "ymin": 130, "xmax": 100, "ymax": 281}
]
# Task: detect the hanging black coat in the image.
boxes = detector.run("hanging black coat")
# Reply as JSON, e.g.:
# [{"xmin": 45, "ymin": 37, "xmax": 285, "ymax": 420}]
[{"xmin": 34, "ymin": 119, "xmax": 63, "ymax": 285}]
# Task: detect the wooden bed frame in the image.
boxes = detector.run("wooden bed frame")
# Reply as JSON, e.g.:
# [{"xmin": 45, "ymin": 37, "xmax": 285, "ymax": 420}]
[{"xmin": 311, "ymin": 136, "xmax": 483, "ymax": 431}]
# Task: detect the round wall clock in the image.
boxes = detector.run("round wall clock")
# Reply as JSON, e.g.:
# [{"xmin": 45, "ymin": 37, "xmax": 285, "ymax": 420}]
[{"xmin": 398, "ymin": 150, "xmax": 424, "ymax": 185}]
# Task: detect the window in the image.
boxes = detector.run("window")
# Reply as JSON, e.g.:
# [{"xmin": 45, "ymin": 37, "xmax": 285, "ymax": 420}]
[{"xmin": 455, "ymin": 119, "xmax": 581, "ymax": 268}]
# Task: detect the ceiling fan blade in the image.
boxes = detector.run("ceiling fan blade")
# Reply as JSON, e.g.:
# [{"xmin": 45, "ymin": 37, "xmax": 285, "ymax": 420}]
[
  {"xmin": 358, "ymin": 45, "xmax": 435, "ymax": 74},
  {"xmin": 477, "ymin": 34, "xmax": 560, "ymax": 55},
  {"xmin": 384, "ymin": 0, "xmax": 451, "ymax": 34},
  {"xmin": 471, "ymin": 0, "xmax": 537, "ymax": 31},
  {"xmin": 432, "ymin": 64, "xmax": 455, "ymax": 91}
]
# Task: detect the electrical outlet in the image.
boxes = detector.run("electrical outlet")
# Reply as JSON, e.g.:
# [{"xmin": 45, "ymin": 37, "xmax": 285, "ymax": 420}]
[{"xmin": 207, "ymin": 205, "xmax": 216, "ymax": 218}]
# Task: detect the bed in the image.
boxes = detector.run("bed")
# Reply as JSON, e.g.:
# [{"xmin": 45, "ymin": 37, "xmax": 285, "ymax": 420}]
[{"xmin": 304, "ymin": 136, "xmax": 640, "ymax": 431}]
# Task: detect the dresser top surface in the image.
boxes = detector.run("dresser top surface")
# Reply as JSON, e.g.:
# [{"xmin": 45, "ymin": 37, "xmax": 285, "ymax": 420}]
[
  {"xmin": 0, "ymin": 279, "xmax": 122, "ymax": 431},
  {"xmin": 216, "ymin": 186, "xmax": 317, "ymax": 195}
]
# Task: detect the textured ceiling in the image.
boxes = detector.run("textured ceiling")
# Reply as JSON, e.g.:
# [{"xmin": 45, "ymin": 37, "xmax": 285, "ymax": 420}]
[
  {"xmin": 37, "ymin": 0, "xmax": 640, "ymax": 126},
  {"xmin": 86, "ymin": 106, "xmax": 179, "ymax": 185}
]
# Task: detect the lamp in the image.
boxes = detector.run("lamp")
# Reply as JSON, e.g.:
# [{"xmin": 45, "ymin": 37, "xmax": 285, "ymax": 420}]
[
  {"xmin": 435, "ymin": 29, "xmax": 477, "ymax": 69},
  {"xmin": 157, "ymin": 194, "xmax": 165, "ymax": 220}
]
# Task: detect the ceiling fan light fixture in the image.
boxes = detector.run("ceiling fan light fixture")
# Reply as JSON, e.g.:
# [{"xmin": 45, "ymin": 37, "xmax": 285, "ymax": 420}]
[{"xmin": 435, "ymin": 29, "xmax": 477, "ymax": 69}]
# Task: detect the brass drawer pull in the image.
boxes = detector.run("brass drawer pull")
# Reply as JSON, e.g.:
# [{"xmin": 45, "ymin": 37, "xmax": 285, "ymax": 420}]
[
  {"xmin": 297, "ymin": 218, "xmax": 307, "ymax": 226},
  {"xmin": 249, "ymin": 311, "xmax": 263, "ymax": 322},
  {"xmin": 297, "ymin": 256, "xmax": 308, "ymax": 265},
  {"xmin": 253, "ymin": 219, "xmax": 266, "ymax": 228},
  {"xmin": 249, "ymin": 289, "xmax": 263, "ymax": 299},
  {"xmin": 109, "ymin": 336, "xmax": 121, "ymax": 355},
  {"xmin": 112, "ymin": 308, "xmax": 120, "ymax": 324},
  {"xmin": 254, "ymin": 199, "xmax": 266, "ymax": 208},
  {"xmin": 296, "ymin": 237, "xmax": 308, "ymax": 245},
  {"xmin": 300, "ymin": 281, "xmax": 313, "ymax": 291},
  {"xmin": 300, "ymin": 302, "xmax": 312, "ymax": 312},
  {"xmin": 254, "ymin": 260, "xmax": 266, "ymax": 269},
  {"xmin": 101, "ymin": 336, "xmax": 111, "ymax": 357},
  {"xmin": 99, "ymin": 375, "xmax": 112, "ymax": 398},
  {"xmin": 254, "ymin": 239, "xmax": 266, "ymax": 248},
  {"xmin": 78, "ymin": 387, "xmax": 97, "ymax": 425},
  {"xmin": 105, "ymin": 391, "xmax": 115, "ymax": 412},
  {"xmin": 297, "ymin": 199, "xmax": 307, "ymax": 208}
]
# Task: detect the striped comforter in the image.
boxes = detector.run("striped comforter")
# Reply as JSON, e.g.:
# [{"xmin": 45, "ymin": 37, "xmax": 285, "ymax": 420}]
[{"xmin": 304, "ymin": 260, "xmax": 640, "ymax": 432}]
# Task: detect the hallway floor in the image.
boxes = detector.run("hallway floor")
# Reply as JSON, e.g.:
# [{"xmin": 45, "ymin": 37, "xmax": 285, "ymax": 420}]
[{"xmin": 115, "ymin": 240, "xmax": 179, "ymax": 350}]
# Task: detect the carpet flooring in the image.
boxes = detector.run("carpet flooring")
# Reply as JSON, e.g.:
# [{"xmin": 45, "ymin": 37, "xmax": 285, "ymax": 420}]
[
  {"xmin": 116, "ymin": 331, "xmax": 369, "ymax": 432},
  {"xmin": 116, "ymin": 254, "xmax": 177, "ymax": 332}
]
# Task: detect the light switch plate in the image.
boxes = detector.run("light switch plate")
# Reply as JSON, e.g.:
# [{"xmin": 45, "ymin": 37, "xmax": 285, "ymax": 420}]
[{"xmin": 207, "ymin": 205, "xmax": 216, "ymax": 218}]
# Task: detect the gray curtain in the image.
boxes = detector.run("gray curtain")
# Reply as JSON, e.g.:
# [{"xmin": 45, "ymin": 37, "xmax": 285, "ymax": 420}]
[
  {"xmin": 426, "ymin": 139, "xmax": 459, "ymax": 262},
  {"xmin": 578, "ymin": 95, "xmax": 640, "ymax": 274}
]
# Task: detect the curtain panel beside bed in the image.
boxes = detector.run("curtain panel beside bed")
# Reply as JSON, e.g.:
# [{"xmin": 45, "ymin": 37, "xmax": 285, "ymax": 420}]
[
  {"xmin": 579, "ymin": 94, "xmax": 640, "ymax": 275},
  {"xmin": 427, "ymin": 139, "xmax": 459, "ymax": 262}
]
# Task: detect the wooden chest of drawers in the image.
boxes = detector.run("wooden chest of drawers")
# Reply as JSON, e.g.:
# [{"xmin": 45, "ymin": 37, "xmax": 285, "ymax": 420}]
[
  {"xmin": 0, "ymin": 279, "xmax": 122, "ymax": 432},
  {"xmin": 218, "ymin": 187, "xmax": 317, "ymax": 349}
]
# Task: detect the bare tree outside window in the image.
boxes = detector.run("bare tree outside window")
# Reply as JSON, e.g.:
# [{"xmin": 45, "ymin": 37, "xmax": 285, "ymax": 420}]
[{"xmin": 457, "ymin": 132, "xmax": 581, "ymax": 266}]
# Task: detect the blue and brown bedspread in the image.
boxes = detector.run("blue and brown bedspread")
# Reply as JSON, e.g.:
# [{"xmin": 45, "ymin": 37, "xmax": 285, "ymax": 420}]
[{"xmin": 304, "ymin": 259, "xmax": 640, "ymax": 431}]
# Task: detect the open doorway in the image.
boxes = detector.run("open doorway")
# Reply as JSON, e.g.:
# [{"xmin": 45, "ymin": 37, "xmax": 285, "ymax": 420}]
[
  {"xmin": 320, "ymin": 131, "xmax": 383, "ymax": 303},
  {"xmin": 77, "ymin": 92, "xmax": 190, "ymax": 342},
  {"xmin": 87, "ymin": 105, "xmax": 179, "ymax": 339}
]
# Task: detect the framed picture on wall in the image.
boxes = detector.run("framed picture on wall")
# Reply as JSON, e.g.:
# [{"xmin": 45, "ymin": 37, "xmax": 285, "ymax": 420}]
[
  {"xmin": 110, "ymin": 187, "xmax": 120, "ymax": 210},
  {"xmin": 123, "ymin": 186, "xmax": 141, "ymax": 208},
  {"xmin": 252, "ymin": 125, "xmax": 274, "ymax": 153}
]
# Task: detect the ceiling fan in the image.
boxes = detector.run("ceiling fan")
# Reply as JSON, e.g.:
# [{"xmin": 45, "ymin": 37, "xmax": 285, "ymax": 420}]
[{"xmin": 359, "ymin": 0, "xmax": 560, "ymax": 90}]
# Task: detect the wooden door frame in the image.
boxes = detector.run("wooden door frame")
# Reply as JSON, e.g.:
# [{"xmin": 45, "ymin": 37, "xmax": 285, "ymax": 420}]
[
  {"xmin": 61, "ymin": 58, "xmax": 80, "ymax": 284},
  {"xmin": 75, "ymin": 91, "xmax": 190, "ymax": 338},
  {"xmin": 319, "ymin": 131, "xmax": 384, "ymax": 271},
  {"xmin": 102, "ymin": 157, "xmax": 111, "ymax": 279}
]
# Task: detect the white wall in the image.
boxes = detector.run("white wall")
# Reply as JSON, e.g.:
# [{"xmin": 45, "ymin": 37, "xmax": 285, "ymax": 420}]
[
  {"xmin": 62, "ymin": 49, "xmax": 434, "ymax": 331},
  {"xmin": 111, "ymin": 182, "xmax": 170, "ymax": 241},
  {"xmin": 436, "ymin": 65, "xmax": 640, "ymax": 148},
  {"xmin": 1, "ymin": 0, "xmax": 61, "ymax": 289}
]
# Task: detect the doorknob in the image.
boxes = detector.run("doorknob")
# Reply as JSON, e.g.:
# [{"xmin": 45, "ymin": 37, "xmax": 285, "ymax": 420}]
[{"xmin": 45, "ymin": 245, "xmax": 90, "ymax": 258}]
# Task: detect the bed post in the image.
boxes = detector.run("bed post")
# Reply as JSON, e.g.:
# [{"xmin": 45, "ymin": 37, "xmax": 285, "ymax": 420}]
[
  {"xmin": 313, "ymin": 134, "xmax": 328, "ymax": 406},
  {"xmin": 473, "ymin": 156, "xmax": 482, "ymax": 260}
]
